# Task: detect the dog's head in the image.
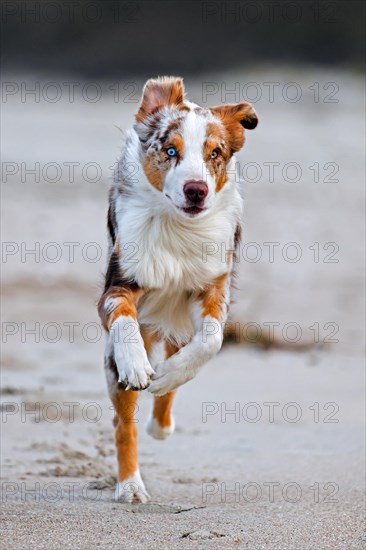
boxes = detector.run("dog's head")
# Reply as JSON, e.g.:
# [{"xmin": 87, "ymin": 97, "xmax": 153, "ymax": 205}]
[{"xmin": 134, "ymin": 76, "xmax": 258, "ymax": 218}]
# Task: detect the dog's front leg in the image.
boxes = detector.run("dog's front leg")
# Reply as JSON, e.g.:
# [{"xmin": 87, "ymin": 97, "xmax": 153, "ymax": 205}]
[
  {"xmin": 149, "ymin": 273, "xmax": 229, "ymax": 396},
  {"xmin": 98, "ymin": 281, "xmax": 154, "ymax": 391}
]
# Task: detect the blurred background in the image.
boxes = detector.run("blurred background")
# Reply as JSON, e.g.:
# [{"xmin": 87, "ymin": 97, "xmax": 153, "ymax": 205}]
[
  {"xmin": 1, "ymin": 1, "xmax": 365, "ymax": 547},
  {"xmin": 2, "ymin": 0, "xmax": 365, "ymax": 74}
]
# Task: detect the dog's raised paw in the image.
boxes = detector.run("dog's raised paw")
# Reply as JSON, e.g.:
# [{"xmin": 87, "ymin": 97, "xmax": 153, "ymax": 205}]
[
  {"xmin": 123, "ymin": 361, "xmax": 154, "ymax": 390},
  {"xmin": 112, "ymin": 317, "xmax": 155, "ymax": 390},
  {"xmin": 115, "ymin": 470, "xmax": 150, "ymax": 503},
  {"xmin": 145, "ymin": 414, "xmax": 175, "ymax": 440},
  {"xmin": 117, "ymin": 361, "xmax": 154, "ymax": 391}
]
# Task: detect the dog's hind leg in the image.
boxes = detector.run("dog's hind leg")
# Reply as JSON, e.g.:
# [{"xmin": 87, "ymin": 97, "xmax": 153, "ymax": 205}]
[
  {"xmin": 105, "ymin": 353, "xmax": 149, "ymax": 503},
  {"xmin": 146, "ymin": 341, "xmax": 179, "ymax": 440},
  {"xmin": 146, "ymin": 391, "xmax": 176, "ymax": 440}
]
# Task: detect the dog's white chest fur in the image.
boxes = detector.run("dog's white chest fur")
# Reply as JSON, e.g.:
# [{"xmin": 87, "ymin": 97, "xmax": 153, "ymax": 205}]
[
  {"xmin": 118, "ymin": 197, "xmax": 239, "ymax": 290},
  {"xmin": 116, "ymin": 193, "xmax": 241, "ymax": 343}
]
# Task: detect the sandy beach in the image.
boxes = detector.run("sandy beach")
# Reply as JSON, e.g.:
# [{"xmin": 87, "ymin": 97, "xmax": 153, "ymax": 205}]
[{"xmin": 1, "ymin": 68, "xmax": 365, "ymax": 549}]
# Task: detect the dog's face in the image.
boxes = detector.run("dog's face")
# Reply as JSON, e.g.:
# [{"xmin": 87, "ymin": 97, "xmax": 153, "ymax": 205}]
[{"xmin": 134, "ymin": 77, "xmax": 258, "ymax": 218}]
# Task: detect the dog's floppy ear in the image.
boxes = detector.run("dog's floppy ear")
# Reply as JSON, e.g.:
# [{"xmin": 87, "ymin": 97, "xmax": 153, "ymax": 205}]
[
  {"xmin": 211, "ymin": 102, "xmax": 258, "ymax": 130},
  {"xmin": 210, "ymin": 102, "xmax": 258, "ymax": 153},
  {"xmin": 136, "ymin": 76, "xmax": 185, "ymax": 122}
]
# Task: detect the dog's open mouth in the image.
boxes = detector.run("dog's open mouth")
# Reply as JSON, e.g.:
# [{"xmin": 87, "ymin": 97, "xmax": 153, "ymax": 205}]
[
  {"xmin": 165, "ymin": 195, "xmax": 206, "ymax": 217},
  {"xmin": 181, "ymin": 205, "xmax": 206, "ymax": 216}
]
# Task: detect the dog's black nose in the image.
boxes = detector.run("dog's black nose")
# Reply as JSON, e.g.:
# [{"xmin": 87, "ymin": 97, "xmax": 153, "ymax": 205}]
[{"xmin": 183, "ymin": 181, "xmax": 208, "ymax": 204}]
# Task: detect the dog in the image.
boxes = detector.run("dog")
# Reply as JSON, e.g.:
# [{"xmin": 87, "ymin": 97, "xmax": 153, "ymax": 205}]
[{"xmin": 98, "ymin": 76, "xmax": 258, "ymax": 502}]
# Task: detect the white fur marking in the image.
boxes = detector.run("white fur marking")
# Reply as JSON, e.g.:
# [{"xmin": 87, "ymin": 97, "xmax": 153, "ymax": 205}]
[
  {"xmin": 111, "ymin": 316, "xmax": 155, "ymax": 390},
  {"xmin": 145, "ymin": 413, "xmax": 175, "ymax": 440},
  {"xmin": 115, "ymin": 469, "xmax": 150, "ymax": 503},
  {"xmin": 149, "ymin": 314, "xmax": 223, "ymax": 396}
]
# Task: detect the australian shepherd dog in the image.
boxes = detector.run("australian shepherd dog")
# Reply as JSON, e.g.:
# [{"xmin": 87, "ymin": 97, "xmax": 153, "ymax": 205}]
[{"xmin": 98, "ymin": 76, "xmax": 258, "ymax": 502}]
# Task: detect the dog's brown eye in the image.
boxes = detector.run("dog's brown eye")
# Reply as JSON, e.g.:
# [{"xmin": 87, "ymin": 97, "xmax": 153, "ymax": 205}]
[{"xmin": 211, "ymin": 149, "xmax": 220, "ymax": 159}]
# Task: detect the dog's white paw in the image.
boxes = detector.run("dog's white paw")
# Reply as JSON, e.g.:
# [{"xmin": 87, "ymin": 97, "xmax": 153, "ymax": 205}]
[
  {"xmin": 111, "ymin": 317, "xmax": 155, "ymax": 390},
  {"xmin": 145, "ymin": 413, "xmax": 175, "ymax": 440},
  {"xmin": 148, "ymin": 363, "xmax": 192, "ymax": 396},
  {"xmin": 116, "ymin": 353, "xmax": 154, "ymax": 391},
  {"xmin": 148, "ymin": 372, "xmax": 181, "ymax": 396},
  {"xmin": 115, "ymin": 470, "xmax": 150, "ymax": 503}
]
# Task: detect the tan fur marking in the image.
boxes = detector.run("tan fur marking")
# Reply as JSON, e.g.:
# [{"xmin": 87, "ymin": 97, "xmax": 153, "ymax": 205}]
[
  {"xmin": 210, "ymin": 102, "xmax": 258, "ymax": 153},
  {"xmin": 112, "ymin": 390, "xmax": 139, "ymax": 480},
  {"xmin": 152, "ymin": 341, "xmax": 179, "ymax": 428},
  {"xmin": 98, "ymin": 287, "xmax": 144, "ymax": 330},
  {"xmin": 144, "ymin": 133, "xmax": 184, "ymax": 191},
  {"xmin": 141, "ymin": 327, "xmax": 160, "ymax": 355},
  {"xmin": 210, "ymin": 106, "xmax": 245, "ymax": 153},
  {"xmin": 200, "ymin": 273, "xmax": 228, "ymax": 319},
  {"xmin": 143, "ymin": 155, "xmax": 165, "ymax": 191},
  {"xmin": 168, "ymin": 134, "xmax": 184, "ymax": 156},
  {"xmin": 205, "ymin": 122, "xmax": 231, "ymax": 192},
  {"xmin": 136, "ymin": 76, "xmax": 185, "ymax": 122},
  {"xmin": 153, "ymin": 391, "xmax": 176, "ymax": 428},
  {"xmin": 165, "ymin": 340, "xmax": 180, "ymax": 358}
]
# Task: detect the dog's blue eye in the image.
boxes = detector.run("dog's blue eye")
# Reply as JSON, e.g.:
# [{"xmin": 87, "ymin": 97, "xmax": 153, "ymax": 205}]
[{"xmin": 167, "ymin": 147, "xmax": 177, "ymax": 157}]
